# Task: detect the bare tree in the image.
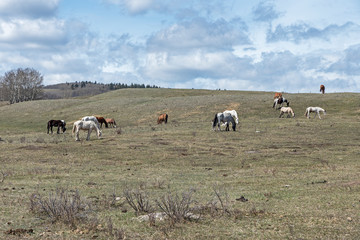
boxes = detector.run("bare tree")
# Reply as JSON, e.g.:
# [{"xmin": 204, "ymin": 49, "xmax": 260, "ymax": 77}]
[{"xmin": 0, "ymin": 68, "xmax": 43, "ymax": 104}]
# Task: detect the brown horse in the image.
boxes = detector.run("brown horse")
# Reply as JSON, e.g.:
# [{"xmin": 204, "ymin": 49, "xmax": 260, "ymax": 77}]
[
  {"xmin": 105, "ymin": 118, "xmax": 117, "ymax": 128},
  {"xmin": 274, "ymin": 92, "xmax": 282, "ymax": 99},
  {"xmin": 47, "ymin": 120, "xmax": 66, "ymax": 134},
  {"xmin": 95, "ymin": 116, "xmax": 108, "ymax": 128},
  {"xmin": 320, "ymin": 85, "xmax": 325, "ymax": 94},
  {"xmin": 157, "ymin": 113, "xmax": 168, "ymax": 124}
]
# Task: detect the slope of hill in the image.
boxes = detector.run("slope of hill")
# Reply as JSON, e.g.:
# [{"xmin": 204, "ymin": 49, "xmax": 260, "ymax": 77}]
[{"xmin": 0, "ymin": 89, "xmax": 359, "ymax": 239}]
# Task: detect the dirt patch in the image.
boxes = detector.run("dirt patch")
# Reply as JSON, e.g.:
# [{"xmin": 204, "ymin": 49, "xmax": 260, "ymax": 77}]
[
  {"xmin": 225, "ymin": 102, "xmax": 241, "ymax": 110},
  {"xmin": 152, "ymin": 138, "xmax": 170, "ymax": 145},
  {"xmin": 18, "ymin": 145, "xmax": 47, "ymax": 151},
  {"xmin": 341, "ymin": 180, "xmax": 360, "ymax": 187},
  {"xmin": 5, "ymin": 228, "xmax": 34, "ymax": 236}
]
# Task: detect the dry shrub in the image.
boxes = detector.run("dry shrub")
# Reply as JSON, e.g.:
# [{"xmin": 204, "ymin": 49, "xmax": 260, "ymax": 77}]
[
  {"xmin": 29, "ymin": 188, "xmax": 93, "ymax": 227},
  {"xmin": 106, "ymin": 217, "xmax": 125, "ymax": 240},
  {"xmin": 156, "ymin": 189, "xmax": 196, "ymax": 223},
  {"xmin": 212, "ymin": 185, "xmax": 231, "ymax": 216},
  {"xmin": 123, "ymin": 188, "xmax": 152, "ymax": 215}
]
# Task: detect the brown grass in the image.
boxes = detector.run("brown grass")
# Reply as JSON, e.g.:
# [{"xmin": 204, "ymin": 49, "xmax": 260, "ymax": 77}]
[{"xmin": 0, "ymin": 89, "xmax": 359, "ymax": 239}]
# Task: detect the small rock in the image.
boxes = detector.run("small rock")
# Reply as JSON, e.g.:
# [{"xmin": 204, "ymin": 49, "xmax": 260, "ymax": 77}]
[{"xmin": 347, "ymin": 217, "xmax": 352, "ymax": 222}]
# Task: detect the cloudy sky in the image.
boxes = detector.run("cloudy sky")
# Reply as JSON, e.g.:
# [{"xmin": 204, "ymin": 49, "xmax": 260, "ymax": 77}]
[{"xmin": 0, "ymin": 0, "xmax": 360, "ymax": 92}]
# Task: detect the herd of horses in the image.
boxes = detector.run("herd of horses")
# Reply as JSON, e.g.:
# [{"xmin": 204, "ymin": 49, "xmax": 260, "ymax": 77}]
[{"xmin": 47, "ymin": 85, "xmax": 327, "ymax": 140}]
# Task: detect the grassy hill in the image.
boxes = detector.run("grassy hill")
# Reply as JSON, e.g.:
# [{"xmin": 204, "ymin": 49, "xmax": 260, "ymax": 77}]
[{"xmin": 0, "ymin": 89, "xmax": 359, "ymax": 239}]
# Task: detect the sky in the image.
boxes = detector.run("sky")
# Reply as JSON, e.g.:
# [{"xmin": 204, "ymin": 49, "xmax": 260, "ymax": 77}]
[{"xmin": 0, "ymin": 0, "xmax": 360, "ymax": 92}]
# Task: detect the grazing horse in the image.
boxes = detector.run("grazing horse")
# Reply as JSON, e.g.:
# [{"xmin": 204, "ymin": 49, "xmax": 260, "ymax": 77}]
[
  {"xmin": 81, "ymin": 116, "xmax": 100, "ymax": 128},
  {"xmin": 212, "ymin": 112, "xmax": 236, "ymax": 131},
  {"xmin": 95, "ymin": 116, "xmax": 108, "ymax": 128},
  {"xmin": 157, "ymin": 113, "xmax": 168, "ymax": 124},
  {"xmin": 47, "ymin": 120, "xmax": 66, "ymax": 134},
  {"xmin": 320, "ymin": 85, "xmax": 325, "ymax": 94},
  {"xmin": 274, "ymin": 92, "xmax": 282, "ymax": 99},
  {"xmin": 273, "ymin": 97, "xmax": 290, "ymax": 109},
  {"xmin": 304, "ymin": 107, "xmax": 326, "ymax": 119},
  {"xmin": 223, "ymin": 110, "xmax": 239, "ymax": 124},
  {"xmin": 72, "ymin": 120, "xmax": 102, "ymax": 141},
  {"xmin": 105, "ymin": 118, "xmax": 117, "ymax": 128},
  {"xmin": 279, "ymin": 107, "xmax": 295, "ymax": 118}
]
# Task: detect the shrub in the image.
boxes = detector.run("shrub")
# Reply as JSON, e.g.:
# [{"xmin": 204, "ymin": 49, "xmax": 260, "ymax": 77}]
[
  {"xmin": 29, "ymin": 188, "xmax": 92, "ymax": 227},
  {"xmin": 156, "ymin": 189, "xmax": 196, "ymax": 223}
]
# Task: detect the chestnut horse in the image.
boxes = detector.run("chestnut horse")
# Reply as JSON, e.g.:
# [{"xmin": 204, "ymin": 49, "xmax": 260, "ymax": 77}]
[
  {"xmin": 47, "ymin": 120, "xmax": 66, "ymax": 134},
  {"xmin": 274, "ymin": 92, "xmax": 282, "ymax": 99},
  {"xmin": 157, "ymin": 113, "xmax": 168, "ymax": 124},
  {"xmin": 96, "ymin": 116, "xmax": 108, "ymax": 128},
  {"xmin": 105, "ymin": 118, "xmax": 117, "ymax": 128},
  {"xmin": 320, "ymin": 85, "xmax": 325, "ymax": 94}
]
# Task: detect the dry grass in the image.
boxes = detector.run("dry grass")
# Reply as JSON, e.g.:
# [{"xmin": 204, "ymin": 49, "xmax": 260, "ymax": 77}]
[{"xmin": 0, "ymin": 89, "xmax": 359, "ymax": 239}]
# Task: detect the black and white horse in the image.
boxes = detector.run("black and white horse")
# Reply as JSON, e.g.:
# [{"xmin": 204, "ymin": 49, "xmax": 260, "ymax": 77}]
[
  {"xmin": 273, "ymin": 97, "xmax": 290, "ymax": 109},
  {"xmin": 47, "ymin": 120, "xmax": 66, "ymax": 134},
  {"xmin": 212, "ymin": 112, "xmax": 236, "ymax": 131}
]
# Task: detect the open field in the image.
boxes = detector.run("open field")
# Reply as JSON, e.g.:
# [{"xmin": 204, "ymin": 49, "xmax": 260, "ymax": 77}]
[{"xmin": 0, "ymin": 89, "xmax": 360, "ymax": 239}]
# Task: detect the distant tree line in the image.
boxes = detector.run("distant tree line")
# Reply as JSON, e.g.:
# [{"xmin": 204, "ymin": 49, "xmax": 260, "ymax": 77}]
[
  {"xmin": 68, "ymin": 81, "xmax": 160, "ymax": 90},
  {"xmin": 0, "ymin": 68, "xmax": 43, "ymax": 104}
]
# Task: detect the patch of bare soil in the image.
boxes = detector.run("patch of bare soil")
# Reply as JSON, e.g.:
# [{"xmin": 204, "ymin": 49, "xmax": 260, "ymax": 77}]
[
  {"xmin": 18, "ymin": 145, "xmax": 47, "ymax": 151},
  {"xmin": 5, "ymin": 228, "xmax": 34, "ymax": 236}
]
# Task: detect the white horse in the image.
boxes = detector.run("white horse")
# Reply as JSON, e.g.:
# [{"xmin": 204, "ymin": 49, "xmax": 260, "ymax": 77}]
[
  {"xmin": 223, "ymin": 110, "xmax": 239, "ymax": 124},
  {"xmin": 273, "ymin": 97, "xmax": 290, "ymax": 109},
  {"xmin": 212, "ymin": 112, "xmax": 236, "ymax": 131},
  {"xmin": 81, "ymin": 116, "xmax": 100, "ymax": 128},
  {"xmin": 304, "ymin": 107, "xmax": 326, "ymax": 119},
  {"xmin": 279, "ymin": 107, "xmax": 295, "ymax": 118},
  {"xmin": 72, "ymin": 120, "xmax": 102, "ymax": 141}
]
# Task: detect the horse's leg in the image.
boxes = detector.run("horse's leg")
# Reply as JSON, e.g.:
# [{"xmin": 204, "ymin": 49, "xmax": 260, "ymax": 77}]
[
  {"xmin": 87, "ymin": 129, "xmax": 92, "ymax": 141},
  {"xmin": 57, "ymin": 126, "xmax": 60, "ymax": 134},
  {"xmin": 75, "ymin": 129, "xmax": 80, "ymax": 141},
  {"xmin": 279, "ymin": 112, "xmax": 283, "ymax": 118}
]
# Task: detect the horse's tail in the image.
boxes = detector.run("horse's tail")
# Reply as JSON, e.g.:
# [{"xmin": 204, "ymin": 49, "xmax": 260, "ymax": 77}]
[
  {"xmin": 165, "ymin": 114, "xmax": 168, "ymax": 123},
  {"xmin": 104, "ymin": 119, "xmax": 108, "ymax": 128},
  {"xmin": 212, "ymin": 113, "xmax": 218, "ymax": 128},
  {"xmin": 72, "ymin": 123, "xmax": 77, "ymax": 135}
]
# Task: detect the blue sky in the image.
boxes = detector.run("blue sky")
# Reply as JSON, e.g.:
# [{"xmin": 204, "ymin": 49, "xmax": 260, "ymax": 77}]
[{"xmin": 1, "ymin": 0, "xmax": 360, "ymax": 92}]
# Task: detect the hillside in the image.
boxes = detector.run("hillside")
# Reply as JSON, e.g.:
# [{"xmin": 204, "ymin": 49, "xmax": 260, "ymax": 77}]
[
  {"xmin": 0, "ymin": 89, "xmax": 359, "ymax": 239},
  {"xmin": 43, "ymin": 82, "xmax": 160, "ymax": 99}
]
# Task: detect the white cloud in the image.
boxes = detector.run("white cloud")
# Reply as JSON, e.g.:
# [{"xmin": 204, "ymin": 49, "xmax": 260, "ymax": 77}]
[{"xmin": 0, "ymin": 0, "xmax": 59, "ymax": 19}]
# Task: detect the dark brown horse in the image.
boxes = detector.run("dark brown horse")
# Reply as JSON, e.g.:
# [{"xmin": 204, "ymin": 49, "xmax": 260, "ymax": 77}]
[
  {"xmin": 320, "ymin": 85, "xmax": 325, "ymax": 94},
  {"xmin": 96, "ymin": 116, "xmax": 108, "ymax": 128},
  {"xmin": 157, "ymin": 113, "xmax": 168, "ymax": 124},
  {"xmin": 47, "ymin": 120, "xmax": 66, "ymax": 134}
]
